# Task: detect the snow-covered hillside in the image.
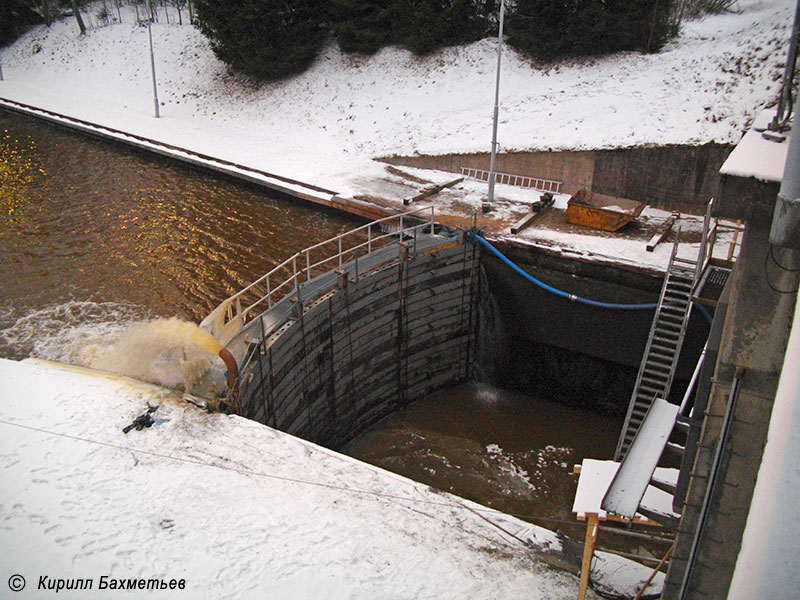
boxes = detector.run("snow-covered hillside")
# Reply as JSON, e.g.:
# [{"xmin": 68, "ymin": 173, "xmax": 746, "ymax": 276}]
[{"xmin": 0, "ymin": 0, "xmax": 794, "ymax": 197}]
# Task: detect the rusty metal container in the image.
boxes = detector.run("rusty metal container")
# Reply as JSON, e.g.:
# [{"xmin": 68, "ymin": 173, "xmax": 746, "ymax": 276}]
[{"xmin": 566, "ymin": 190, "xmax": 647, "ymax": 232}]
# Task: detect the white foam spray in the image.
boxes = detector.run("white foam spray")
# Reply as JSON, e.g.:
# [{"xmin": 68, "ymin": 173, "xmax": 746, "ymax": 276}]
[
  {"xmin": 0, "ymin": 302, "xmax": 227, "ymax": 395},
  {"xmin": 84, "ymin": 317, "xmax": 225, "ymax": 393}
]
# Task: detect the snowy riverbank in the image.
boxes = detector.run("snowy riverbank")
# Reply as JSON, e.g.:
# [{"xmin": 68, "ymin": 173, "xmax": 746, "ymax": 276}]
[{"xmin": 0, "ymin": 0, "xmax": 793, "ymax": 203}]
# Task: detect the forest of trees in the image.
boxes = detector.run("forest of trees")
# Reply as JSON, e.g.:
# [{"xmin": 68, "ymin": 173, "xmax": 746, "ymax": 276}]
[
  {"xmin": 194, "ymin": 0, "xmax": 687, "ymax": 81},
  {"xmin": 3, "ymin": 1, "xmax": 738, "ymax": 80},
  {"xmin": 2, "ymin": 0, "xmax": 194, "ymax": 45}
]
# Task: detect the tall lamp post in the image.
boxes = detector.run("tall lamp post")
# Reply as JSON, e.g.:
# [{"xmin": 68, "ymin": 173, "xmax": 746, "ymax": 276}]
[
  {"xmin": 486, "ymin": 0, "xmax": 506, "ymax": 210},
  {"xmin": 148, "ymin": 20, "xmax": 160, "ymax": 118}
]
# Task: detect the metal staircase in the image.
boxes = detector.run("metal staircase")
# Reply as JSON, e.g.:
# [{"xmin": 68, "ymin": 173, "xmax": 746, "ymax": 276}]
[{"xmin": 614, "ymin": 234, "xmax": 698, "ymax": 461}]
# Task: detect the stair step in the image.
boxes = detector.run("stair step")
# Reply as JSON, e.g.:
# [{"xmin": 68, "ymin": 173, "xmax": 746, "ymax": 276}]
[
  {"xmin": 667, "ymin": 277, "xmax": 693, "ymax": 286},
  {"xmin": 650, "ymin": 343, "xmax": 676, "ymax": 354},
  {"xmin": 663, "ymin": 298, "xmax": 689, "ymax": 307},
  {"xmin": 637, "ymin": 383, "xmax": 663, "ymax": 394},
  {"xmin": 643, "ymin": 368, "xmax": 670, "ymax": 378},
  {"xmin": 656, "ymin": 318, "xmax": 682, "ymax": 329},
  {"xmin": 662, "ymin": 305, "xmax": 688, "ymax": 315},
  {"xmin": 658, "ymin": 314, "xmax": 685, "ymax": 325},
  {"xmin": 643, "ymin": 362, "xmax": 671, "ymax": 373},
  {"xmin": 650, "ymin": 477, "xmax": 678, "ymax": 496},
  {"xmin": 653, "ymin": 331, "xmax": 680, "ymax": 340},
  {"xmin": 665, "ymin": 441, "xmax": 685, "ymax": 456}
]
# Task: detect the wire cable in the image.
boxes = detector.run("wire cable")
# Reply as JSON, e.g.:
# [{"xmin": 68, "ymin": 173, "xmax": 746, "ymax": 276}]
[
  {"xmin": 0, "ymin": 417, "xmax": 585, "ymax": 525},
  {"xmin": 770, "ymin": 244, "xmax": 800, "ymax": 271},
  {"xmin": 764, "ymin": 246, "xmax": 800, "ymax": 294}
]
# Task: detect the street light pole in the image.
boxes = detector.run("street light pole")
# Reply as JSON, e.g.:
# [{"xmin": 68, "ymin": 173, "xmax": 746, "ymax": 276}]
[
  {"xmin": 487, "ymin": 0, "xmax": 505, "ymax": 209},
  {"xmin": 148, "ymin": 20, "xmax": 160, "ymax": 118}
]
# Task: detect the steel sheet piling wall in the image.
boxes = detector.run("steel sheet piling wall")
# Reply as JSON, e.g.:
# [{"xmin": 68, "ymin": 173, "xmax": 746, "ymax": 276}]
[{"xmin": 238, "ymin": 241, "xmax": 479, "ymax": 448}]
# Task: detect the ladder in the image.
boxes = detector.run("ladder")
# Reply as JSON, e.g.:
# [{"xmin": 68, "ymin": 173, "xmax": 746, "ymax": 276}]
[{"xmin": 615, "ymin": 235, "xmax": 698, "ymax": 461}]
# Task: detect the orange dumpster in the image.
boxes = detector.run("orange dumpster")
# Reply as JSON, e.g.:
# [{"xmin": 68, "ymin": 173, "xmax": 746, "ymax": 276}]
[{"xmin": 566, "ymin": 190, "xmax": 646, "ymax": 232}]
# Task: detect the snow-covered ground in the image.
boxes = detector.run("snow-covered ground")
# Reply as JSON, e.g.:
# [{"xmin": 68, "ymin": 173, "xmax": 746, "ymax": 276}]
[
  {"xmin": 0, "ymin": 0, "xmax": 793, "ymax": 201},
  {"xmin": 0, "ymin": 358, "xmax": 662, "ymax": 599}
]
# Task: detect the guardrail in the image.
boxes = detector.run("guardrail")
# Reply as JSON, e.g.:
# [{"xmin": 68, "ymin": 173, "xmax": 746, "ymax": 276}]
[
  {"xmin": 460, "ymin": 167, "xmax": 562, "ymax": 193},
  {"xmin": 201, "ymin": 207, "xmax": 436, "ymax": 346},
  {"xmin": 695, "ymin": 197, "xmax": 744, "ymax": 282}
]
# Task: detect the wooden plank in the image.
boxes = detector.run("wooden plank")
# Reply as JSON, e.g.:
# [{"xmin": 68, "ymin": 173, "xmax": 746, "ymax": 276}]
[
  {"xmin": 578, "ymin": 514, "xmax": 598, "ymax": 600},
  {"xmin": 646, "ymin": 214, "xmax": 678, "ymax": 252},
  {"xmin": 403, "ymin": 177, "xmax": 464, "ymax": 205},
  {"xmin": 510, "ymin": 211, "xmax": 540, "ymax": 235},
  {"xmin": 601, "ymin": 398, "xmax": 679, "ymax": 519}
]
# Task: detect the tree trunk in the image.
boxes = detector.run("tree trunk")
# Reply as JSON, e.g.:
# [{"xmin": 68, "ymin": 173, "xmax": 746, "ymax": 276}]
[
  {"xmin": 71, "ymin": 0, "xmax": 87, "ymax": 34},
  {"xmin": 41, "ymin": 0, "xmax": 53, "ymax": 26}
]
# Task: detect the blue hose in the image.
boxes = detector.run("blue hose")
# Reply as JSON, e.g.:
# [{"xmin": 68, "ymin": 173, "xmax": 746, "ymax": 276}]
[{"xmin": 473, "ymin": 233, "xmax": 713, "ymax": 323}]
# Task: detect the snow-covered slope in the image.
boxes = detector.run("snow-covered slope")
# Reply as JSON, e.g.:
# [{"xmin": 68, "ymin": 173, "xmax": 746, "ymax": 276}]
[
  {"xmin": 0, "ymin": 0, "xmax": 793, "ymax": 198},
  {"xmin": 0, "ymin": 358, "xmax": 666, "ymax": 598}
]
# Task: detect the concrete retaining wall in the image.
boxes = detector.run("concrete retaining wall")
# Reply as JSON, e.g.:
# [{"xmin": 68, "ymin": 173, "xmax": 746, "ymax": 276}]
[
  {"xmin": 237, "ymin": 241, "xmax": 479, "ymax": 448},
  {"xmin": 478, "ymin": 239, "xmax": 709, "ymax": 415},
  {"xmin": 381, "ymin": 143, "xmax": 733, "ymax": 213}
]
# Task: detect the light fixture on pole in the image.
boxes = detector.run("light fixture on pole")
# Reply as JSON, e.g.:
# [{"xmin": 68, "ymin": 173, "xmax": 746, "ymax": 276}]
[
  {"xmin": 148, "ymin": 20, "xmax": 160, "ymax": 118},
  {"xmin": 485, "ymin": 0, "xmax": 505, "ymax": 212}
]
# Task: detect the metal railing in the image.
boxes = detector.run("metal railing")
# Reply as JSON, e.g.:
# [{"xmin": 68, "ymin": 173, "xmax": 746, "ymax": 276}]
[
  {"xmin": 460, "ymin": 167, "xmax": 562, "ymax": 193},
  {"xmin": 695, "ymin": 198, "xmax": 745, "ymax": 282},
  {"xmin": 201, "ymin": 207, "xmax": 436, "ymax": 345}
]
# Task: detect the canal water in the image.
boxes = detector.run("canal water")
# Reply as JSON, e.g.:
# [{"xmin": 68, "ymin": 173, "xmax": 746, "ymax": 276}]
[
  {"xmin": 0, "ymin": 109, "xmax": 360, "ymax": 362},
  {"xmin": 1, "ymin": 109, "xmax": 654, "ymax": 557}
]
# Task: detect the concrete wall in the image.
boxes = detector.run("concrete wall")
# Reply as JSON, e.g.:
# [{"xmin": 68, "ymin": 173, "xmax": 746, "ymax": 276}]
[
  {"xmin": 237, "ymin": 240, "xmax": 479, "ymax": 448},
  {"xmin": 478, "ymin": 238, "xmax": 710, "ymax": 415},
  {"xmin": 381, "ymin": 143, "xmax": 733, "ymax": 213}
]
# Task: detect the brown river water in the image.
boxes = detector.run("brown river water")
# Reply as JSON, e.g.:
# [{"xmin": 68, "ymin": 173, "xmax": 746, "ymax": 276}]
[{"xmin": 1, "ymin": 109, "xmax": 661, "ymax": 558}]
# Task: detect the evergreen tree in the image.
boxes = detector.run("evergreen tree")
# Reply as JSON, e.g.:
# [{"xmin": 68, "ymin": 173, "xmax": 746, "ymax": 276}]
[
  {"xmin": 507, "ymin": 0, "xmax": 676, "ymax": 60},
  {"xmin": 328, "ymin": 0, "xmax": 494, "ymax": 56},
  {"xmin": 194, "ymin": 0, "xmax": 328, "ymax": 80},
  {"xmin": 328, "ymin": 0, "xmax": 394, "ymax": 55},
  {"xmin": 394, "ymin": 0, "xmax": 494, "ymax": 55},
  {"xmin": 1, "ymin": 1, "xmax": 42, "ymax": 47}
]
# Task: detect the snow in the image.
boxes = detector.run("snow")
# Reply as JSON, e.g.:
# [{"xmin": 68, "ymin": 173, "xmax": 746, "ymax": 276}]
[
  {"xmin": 0, "ymin": 358, "xmax": 664, "ymax": 598},
  {"xmin": 720, "ymin": 128, "xmax": 790, "ymax": 182},
  {"xmin": 572, "ymin": 459, "xmax": 679, "ymax": 523},
  {"xmin": 0, "ymin": 1, "xmax": 789, "ymax": 273},
  {"xmin": 0, "ymin": 0, "xmax": 793, "ymax": 202}
]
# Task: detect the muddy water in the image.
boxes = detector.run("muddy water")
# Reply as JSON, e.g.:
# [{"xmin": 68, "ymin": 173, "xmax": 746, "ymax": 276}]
[
  {"xmin": 0, "ymin": 108, "xmax": 361, "ymax": 360},
  {"xmin": 343, "ymin": 383, "xmax": 624, "ymax": 540}
]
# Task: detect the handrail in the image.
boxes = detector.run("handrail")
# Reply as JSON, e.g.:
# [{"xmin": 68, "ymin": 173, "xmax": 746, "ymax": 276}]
[
  {"xmin": 695, "ymin": 198, "xmax": 744, "ymax": 284},
  {"xmin": 201, "ymin": 207, "xmax": 435, "ymax": 344}
]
